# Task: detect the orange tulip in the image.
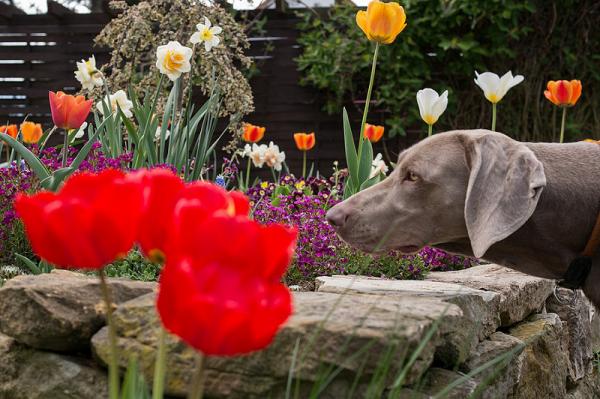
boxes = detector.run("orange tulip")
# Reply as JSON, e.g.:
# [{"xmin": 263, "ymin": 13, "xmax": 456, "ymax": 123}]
[
  {"xmin": 0, "ymin": 124, "xmax": 18, "ymax": 138},
  {"xmin": 363, "ymin": 123, "xmax": 384, "ymax": 143},
  {"xmin": 544, "ymin": 80, "xmax": 582, "ymax": 107},
  {"xmin": 49, "ymin": 91, "xmax": 93, "ymax": 130},
  {"xmin": 356, "ymin": 1, "xmax": 407, "ymax": 45},
  {"xmin": 293, "ymin": 132, "xmax": 316, "ymax": 151},
  {"xmin": 242, "ymin": 123, "xmax": 265, "ymax": 143},
  {"xmin": 20, "ymin": 121, "xmax": 43, "ymax": 144}
]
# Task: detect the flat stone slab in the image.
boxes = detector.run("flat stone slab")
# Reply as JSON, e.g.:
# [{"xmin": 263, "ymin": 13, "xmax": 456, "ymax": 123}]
[
  {"xmin": 426, "ymin": 264, "xmax": 555, "ymax": 326},
  {"xmin": 92, "ymin": 291, "xmax": 467, "ymax": 398},
  {"xmin": 0, "ymin": 270, "xmax": 155, "ymax": 351},
  {"xmin": 316, "ymin": 275, "xmax": 501, "ymax": 347}
]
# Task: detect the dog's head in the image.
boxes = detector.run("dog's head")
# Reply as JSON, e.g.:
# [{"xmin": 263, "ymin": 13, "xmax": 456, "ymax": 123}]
[{"xmin": 326, "ymin": 130, "xmax": 546, "ymax": 258}]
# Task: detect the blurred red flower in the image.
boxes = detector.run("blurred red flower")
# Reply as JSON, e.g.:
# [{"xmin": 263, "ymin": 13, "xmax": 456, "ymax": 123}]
[
  {"xmin": 14, "ymin": 169, "xmax": 142, "ymax": 269},
  {"xmin": 157, "ymin": 215, "xmax": 297, "ymax": 355}
]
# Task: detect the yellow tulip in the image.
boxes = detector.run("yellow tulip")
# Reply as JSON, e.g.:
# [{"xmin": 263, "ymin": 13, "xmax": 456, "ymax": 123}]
[{"xmin": 356, "ymin": 1, "xmax": 407, "ymax": 45}]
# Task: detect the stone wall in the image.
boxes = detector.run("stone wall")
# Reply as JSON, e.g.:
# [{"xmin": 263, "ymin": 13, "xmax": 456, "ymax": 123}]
[{"xmin": 0, "ymin": 265, "xmax": 599, "ymax": 398}]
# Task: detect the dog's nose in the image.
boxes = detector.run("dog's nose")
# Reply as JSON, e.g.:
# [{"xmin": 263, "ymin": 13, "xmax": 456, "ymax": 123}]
[{"xmin": 326, "ymin": 206, "xmax": 349, "ymax": 228}]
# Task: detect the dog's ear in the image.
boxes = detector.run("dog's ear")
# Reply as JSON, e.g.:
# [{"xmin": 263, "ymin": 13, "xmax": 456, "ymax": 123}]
[{"xmin": 463, "ymin": 134, "xmax": 546, "ymax": 258}]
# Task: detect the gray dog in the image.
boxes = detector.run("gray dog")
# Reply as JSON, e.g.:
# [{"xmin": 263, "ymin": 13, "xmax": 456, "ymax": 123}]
[{"xmin": 326, "ymin": 130, "xmax": 600, "ymax": 305}]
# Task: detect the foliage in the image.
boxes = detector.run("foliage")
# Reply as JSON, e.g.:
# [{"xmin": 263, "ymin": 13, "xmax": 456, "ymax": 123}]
[
  {"xmin": 104, "ymin": 251, "xmax": 162, "ymax": 282},
  {"xmin": 296, "ymin": 0, "xmax": 600, "ymax": 141},
  {"xmin": 248, "ymin": 174, "xmax": 476, "ymax": 285},
  {"xmin": 95, "ymin": 0, "xmax": 254, "ymax": 121}
]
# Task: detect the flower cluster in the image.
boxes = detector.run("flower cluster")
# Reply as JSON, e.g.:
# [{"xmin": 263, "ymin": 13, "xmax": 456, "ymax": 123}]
[{"xmin": 248, "ymin": 174, "xmax": 475, "ymax": 284}]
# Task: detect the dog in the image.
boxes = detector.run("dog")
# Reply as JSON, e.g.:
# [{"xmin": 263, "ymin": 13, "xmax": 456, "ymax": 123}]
[{"xmin": 326, "ymin": 130, "xmax": 600, "ymax": 305}]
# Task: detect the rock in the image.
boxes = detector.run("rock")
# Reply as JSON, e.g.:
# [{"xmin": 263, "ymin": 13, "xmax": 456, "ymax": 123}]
[
  {"xmin": 546, "ymin": 288, "xmax": 594, "ymax": 384},
  {"xmin": 92, "ymin": 291, "xmax": 465, "ymax": 398},
  {"xmin": 316, "ymin": 275, "xmax": 500, "ymax": 365},
  {"xmin": 427, "ymin": 264, "xmax": 555, "ymax": 326},
  {"xmin": 508, "ymin": 313, "xmax": 570, "ymax": 398},
  {"xmin": 417, "ymin": 368, "xmax": 477, "ymax": 398},
  {"xmin": 461, "ymin": 332, "xmax": 525, "ymax": 399},
  {"xmin": 0, "ymin": 332, "xmax": 108, "ymax": 398},
  {"xmin": 0, "ymin": 270, "xmax": 155, "ymax": 351},
  {"xmin": 565, "ymin": 369, "xmax": 600, "ymax": 399}
]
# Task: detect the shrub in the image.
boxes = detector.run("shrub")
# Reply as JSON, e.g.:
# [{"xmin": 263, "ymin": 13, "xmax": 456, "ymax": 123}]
[
  {"xmin": 296, "ymin": 0, "xmax": 600, "ymax": 141},
  {"xmin": 95, "ymin": 0, "xmax": 254, "ymax": 120}
]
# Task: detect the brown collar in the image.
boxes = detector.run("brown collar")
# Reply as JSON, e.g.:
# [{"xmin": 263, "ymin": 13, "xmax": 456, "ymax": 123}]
[{"xmin": 559, "ymin": 140, "xmax": 600, "ymax": 289}]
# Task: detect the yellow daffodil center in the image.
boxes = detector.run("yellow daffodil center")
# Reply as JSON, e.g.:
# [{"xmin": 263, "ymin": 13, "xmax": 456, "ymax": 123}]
[
  {"xmin": 163, "ymin": 50, "xmax": 185, "ymax": 73},
  {"xmin": 200, "ymin": 28, "xmax": 213, "ymax": 41},
  {"xmin": 85, "ymin": 60, "xmax": 95, "ymax": 73}
]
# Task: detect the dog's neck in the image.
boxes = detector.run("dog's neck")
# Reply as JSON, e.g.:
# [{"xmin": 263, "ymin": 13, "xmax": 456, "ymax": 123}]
[{"xmin": 438, "ymin": 142, "xmax": 600, "ymax": 303}]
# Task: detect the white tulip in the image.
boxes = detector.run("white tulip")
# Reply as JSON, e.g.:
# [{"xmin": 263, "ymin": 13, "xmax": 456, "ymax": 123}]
[
  {"xmin": 74, "ymin": 56, "xmax": 103, "ymax": 91},
  {"xmin": 156, "ymin": 41, "xmax": 193, "ymax": 81},
  {"xmin": 190, "ymin": 17, "xmax": 222, "ymax": 52},
  {"xmin": 370, "ymin": 153, "xmax": 388, "ymax": 179},
  {"xmin": 474, "ymin": 71, "xmax": 524, "ymax": 104},
  {"xmin": 96, "ymin": 90, "xmax": 134, "ymax": 118},
  {"xmin": 263, "ymin": 141, "xmax": 286, "ymax": 172},
  {"xmin": 416, "ymin": 88, "xmax": 448, "ymax": 126}
]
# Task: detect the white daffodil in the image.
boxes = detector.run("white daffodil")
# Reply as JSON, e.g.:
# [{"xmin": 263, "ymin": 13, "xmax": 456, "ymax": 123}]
[
  {"xmin": 263, "ymin": 141, "xmax": 286, "ymax": 172},
  {"xmin": 243, "ymin": 143, "xmax": 267, "ymax": 168},
  {"xmin": 190, "ymin": 17, "xmax": 222, "ymax": 52},
  {"xmin": 370, "ymin": 153, "xmax": 389, "ymax": 179},
  {"xmin": 155, "ymin": 126, "xmax": 171, "ymax": 142},
  {"xmin": 474, "ymin": 71, "xmax": 524, "ymax": 104},
  {"xmin": 74, "ymin": 55, "xmax": 103, "ymax": 91},
  {"xmin": 156, "ymin": 41, "xmax": 193, "ymax": 81},
  {"xmin": 96, "ymin": 90, "xmax": 134, "ymax": 118},
  {"xmin": 416, "ymin": 88, "xmax": 448, "ymax": 136}
]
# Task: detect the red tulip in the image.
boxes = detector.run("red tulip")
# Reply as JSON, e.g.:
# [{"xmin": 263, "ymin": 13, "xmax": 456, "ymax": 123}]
[
  {"xmin": 544, "ymin": 80, "xmax": 582, "ymax": 107},
  {"xmin": 157, "ymin": 215, "xmax": 297, "ymax": 356},
  {"xmin": 242, "ymin": 123, "xmax": 265, "ymax": 143},
  {"xmin": 128, "ymin": 168, "xmax": 186, "ymax": 263},
  {"xmin": 14, "ymin": 169, "xmax": 142, "ymax": 269},
  {"xmin": 0, "ymin": 124, "xmax": 18, "ymax": 138},
  {"xmin": 49, "ymin": 91, "xmax": 93, "ymax": 130},
  {"xmin": 130, "ymin": 169, "xmax": 250, "ymax": 263},
  {"xmin": 293, "ymin": 132, "xmax": 316, "ymax": 151},
  {"xmin": 363, "ymin": 123, "xmax": 384, "ymax": 143}
]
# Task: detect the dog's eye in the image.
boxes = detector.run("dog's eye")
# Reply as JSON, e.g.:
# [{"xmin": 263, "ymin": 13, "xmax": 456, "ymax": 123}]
[{"xmin": 404, "ymin": 170, "xmax": 419, "ymax": 182}]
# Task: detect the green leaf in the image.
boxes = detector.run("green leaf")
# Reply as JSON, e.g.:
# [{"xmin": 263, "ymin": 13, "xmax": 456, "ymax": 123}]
[
  {"xmin": 15, "ymin": 253, "xmax": 41, "ymax": 275},
  {"xmin": 0, "ymin": 133, "xmax": 51, "ymax": 182},
  {"xmin": 342, "ymin": 108, "xmax": 359, "ymax": 188},
  {"xmin": 357, "ymin": 138, "xmax": 373, "ymax": 185},
  {"xmin": 359, "ymin": 174, "xmax": 380, "ymax": 191},
  {"xmin": 121, "ymin": 357, "xmax": 150, "ymax": 399},
  {"xmin": 69, "ymin": 127, "xmax": 101, "ymax": 170}
]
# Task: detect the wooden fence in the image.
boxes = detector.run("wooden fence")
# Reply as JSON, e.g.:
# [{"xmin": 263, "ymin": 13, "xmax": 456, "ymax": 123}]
[{"xmin": 0, "ymin": 4, "xmax": 416, "ymax": 173}]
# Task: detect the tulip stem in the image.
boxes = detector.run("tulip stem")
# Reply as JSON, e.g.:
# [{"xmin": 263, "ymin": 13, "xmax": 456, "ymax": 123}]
[
  {"xmin": 560, "ymin": 107, "xmax": 567, "ymax": 144},
  {"xmin": 428, "ymin": 124, "xmax": 433, "ymax": 137},
  {"xmin": 302, "ymin": 151, "xmax": 307, "ymax": 178},
  {"xmin": 491, "ymin": 103, "xmax": 497, "ymax": 132},
  {"xmin": 62, "ymin": 129, "xmax": 69, "ymax": 167},
  {"xmin": 245, "ymin": 158, "xmax": 251, "ymax": 190},
  {"xmin": 99, "ymin": 269, "xmax": 120, "ymax": 399},
  {"xmin": 152, "ymin": 327, "xmax": 168, "ymax": 399},
  {"xmin": 188, "ymin": 352, "xmax": 205, "ymax": 399},
  {"xmin": 357, "ymin": 42, "xmax": 380, "ymax": 169}
]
